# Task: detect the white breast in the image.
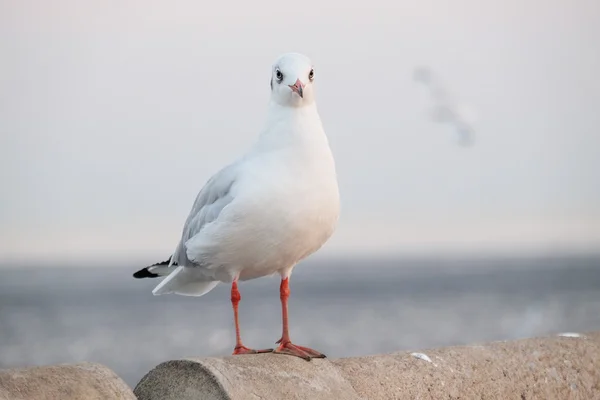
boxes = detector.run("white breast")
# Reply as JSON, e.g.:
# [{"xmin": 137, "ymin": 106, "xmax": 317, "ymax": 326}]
[
  {"xmin": 193, "ymin": 146, "xmax": 337, "ymax": 282},
  {"xmin": 233, "ymin": 146, "xmax": 339, "ymax": 280},
  {"xmin": 185, "ymin": 103, "xmax": 340, "ymax": 282}
]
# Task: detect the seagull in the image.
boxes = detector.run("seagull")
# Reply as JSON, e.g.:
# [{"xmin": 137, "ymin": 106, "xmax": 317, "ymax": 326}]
[
  {"xmin": 133, "ymin": 53, "xmax": 340, "ymax": 360},
  {"xmin": 413, "ymin": 66, "xmax": 476, "ymax": 146}
]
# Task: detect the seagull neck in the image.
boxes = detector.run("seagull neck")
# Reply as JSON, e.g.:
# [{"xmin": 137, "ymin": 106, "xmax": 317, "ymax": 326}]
[
  {"xmin": 265, "ymin": 101, "xmax": 320, "ymax": 124},
  {"xmin": 256, "ymin": 101, "xmax": 326, "ymax": 151}
]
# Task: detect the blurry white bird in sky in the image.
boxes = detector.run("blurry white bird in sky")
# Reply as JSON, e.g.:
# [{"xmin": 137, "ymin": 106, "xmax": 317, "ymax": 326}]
[{"xmin": 413, "ymin": 66, "xmax": 478, "ymax": 147}]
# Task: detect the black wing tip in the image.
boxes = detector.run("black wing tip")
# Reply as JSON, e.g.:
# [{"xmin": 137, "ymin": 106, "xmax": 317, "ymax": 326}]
[
  {"xmin": 133, "ymin": 267, "xmax": 160, "ymax": 279},
  {"xmin": 133, "ymin": 255, "xmax": 175, "ymax": 279},
  {"xmin": 149, "ymin": 256, "xmax": 172, "ymax": 267}
]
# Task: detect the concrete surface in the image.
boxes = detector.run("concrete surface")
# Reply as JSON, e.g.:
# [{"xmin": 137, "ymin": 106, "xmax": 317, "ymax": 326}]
[
  {"xmin": 0, "ymin": 362, "xmax": 136, "ymax": 400},
  {"xmin": 134, "ymin": 332, "xmax": 600, "ymax": 400}
]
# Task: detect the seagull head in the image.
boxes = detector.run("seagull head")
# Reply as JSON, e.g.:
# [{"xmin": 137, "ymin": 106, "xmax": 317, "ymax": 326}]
[{"xmin": 270, "ymin": 53, "xmax": 316, "ymax": 107}]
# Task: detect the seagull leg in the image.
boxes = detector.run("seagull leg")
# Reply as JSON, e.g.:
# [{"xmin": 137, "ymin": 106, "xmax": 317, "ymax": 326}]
[
  {"xmin": 230, "ymin": 280, "xmax": 272, "ymax": 355},
  {"xmin": 273, "ymin": 277, "xmax": 326, "ymax": 361}
]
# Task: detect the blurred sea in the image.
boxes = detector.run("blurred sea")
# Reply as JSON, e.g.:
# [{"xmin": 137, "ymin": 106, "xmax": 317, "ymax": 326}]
[{"xmin": 1, "ymin": 255, "xmax": 599, "ymax": 387}]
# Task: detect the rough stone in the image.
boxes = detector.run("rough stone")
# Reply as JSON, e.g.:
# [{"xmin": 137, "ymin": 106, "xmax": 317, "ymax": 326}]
[
  {"xmin": 134, "ymin": 332, "xmax": 600, "ymax": 400},
  {"xmin": 0, "ymin": 362, "xmax": 136, "ymax": 400}
]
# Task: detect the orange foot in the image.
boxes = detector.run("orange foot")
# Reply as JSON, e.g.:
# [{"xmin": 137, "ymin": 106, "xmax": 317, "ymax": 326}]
[
  {"xmin": 232, "ymin": 345, "xmax": 273, "ymax": 355},
  {"xmin": 273, "ymin": 339, "xmax": 326, "ymax": 361}
]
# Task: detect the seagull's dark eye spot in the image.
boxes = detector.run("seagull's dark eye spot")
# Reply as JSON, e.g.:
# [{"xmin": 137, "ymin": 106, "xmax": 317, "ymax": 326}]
[
  {"xmin": 308, "ymin": 69, "xmax": 314, "ymax": 81},
  {"xmin": 275, "ymin": 69, "xmax": 283, "ymax": 83}
]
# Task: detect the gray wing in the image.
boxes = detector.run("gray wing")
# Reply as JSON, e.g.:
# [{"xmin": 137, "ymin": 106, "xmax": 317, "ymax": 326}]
[{"xmin": 171, "ymin": 163, "xmax": 238, "ymax": 267}]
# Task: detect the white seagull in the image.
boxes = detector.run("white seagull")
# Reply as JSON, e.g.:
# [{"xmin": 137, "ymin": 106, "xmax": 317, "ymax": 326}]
[
  {"xmin": 133, "ymin": 53, "xmax": 340, "ymax": 360},
  {"xmin": 413, "ymin": 66, "xmax": 476, "ymax": 146}
]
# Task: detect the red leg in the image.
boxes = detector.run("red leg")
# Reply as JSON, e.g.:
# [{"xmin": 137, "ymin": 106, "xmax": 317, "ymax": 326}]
[
  {"xmin": 273, "ymin": 277, "xmax": 326, "ymax": 360},
  {"xmin": 230, "ymin": 280, "xmax": 272, "ymax": 355}
]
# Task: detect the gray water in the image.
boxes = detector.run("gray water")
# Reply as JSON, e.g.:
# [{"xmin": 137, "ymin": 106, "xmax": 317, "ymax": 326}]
[{"xmin": 1, "ymin": 255, "xmax": 599, "ymax": 387}]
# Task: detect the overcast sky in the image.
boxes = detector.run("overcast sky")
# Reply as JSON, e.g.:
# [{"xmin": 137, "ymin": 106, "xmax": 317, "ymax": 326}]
[{"xmin": 1, "ymin": 0, "xmax": 599, "ymax": 264}]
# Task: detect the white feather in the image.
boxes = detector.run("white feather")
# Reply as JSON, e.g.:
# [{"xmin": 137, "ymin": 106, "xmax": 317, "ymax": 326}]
[
  {"xmin": 152, "ymin": 266, "xmax": 220, "ymax": 296},
  {"xmin": 147, "ymin": 265, "xmax": 177, "ymax": 276}
]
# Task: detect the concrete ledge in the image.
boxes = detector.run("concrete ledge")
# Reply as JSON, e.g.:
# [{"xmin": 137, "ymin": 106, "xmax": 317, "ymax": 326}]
[
  {"xmin": 134, "ymin": 332, "xmax": 600, "ymax": 400},
  {"xmin": 0, "ymin": 362, "xmax": 136, "ymax": 400}
]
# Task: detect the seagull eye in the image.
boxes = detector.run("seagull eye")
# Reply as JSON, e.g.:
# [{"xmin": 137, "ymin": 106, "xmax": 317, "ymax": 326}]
[
  {"xmin": 275, "ymin": 69, "xmax": 283, "ymax": 82},
  {"xmin": 309, "ymin": 69, "xmax": 314, "ymax": 81}
]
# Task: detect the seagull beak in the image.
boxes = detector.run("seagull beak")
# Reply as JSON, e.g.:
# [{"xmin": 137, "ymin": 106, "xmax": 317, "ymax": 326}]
[{"xmin": 289, "ymin": 79, "xmax": 304, "ymax": 98}]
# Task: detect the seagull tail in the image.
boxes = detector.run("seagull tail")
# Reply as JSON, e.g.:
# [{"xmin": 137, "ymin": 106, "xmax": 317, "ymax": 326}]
[
  {"xmin": 151, "ymin": 266, "xmax": 219, "ymax": 297},
  {"xmin": 133, "ymin": 256, "xmax": 177, "ymax": 279}
]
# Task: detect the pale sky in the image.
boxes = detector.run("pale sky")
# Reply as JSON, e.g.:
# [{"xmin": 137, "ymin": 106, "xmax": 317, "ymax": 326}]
[{"xmin": 1, "ymin": 0, "xmax": 599, "ymax": 264}]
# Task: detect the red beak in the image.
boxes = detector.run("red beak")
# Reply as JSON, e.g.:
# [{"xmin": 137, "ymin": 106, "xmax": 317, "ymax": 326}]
[{"xmin": 288, "ymin": 79, "xmax": 304, "ymax": 98}]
